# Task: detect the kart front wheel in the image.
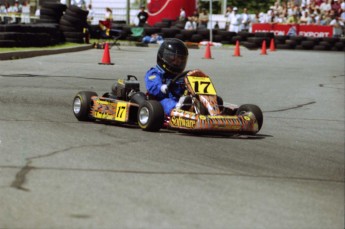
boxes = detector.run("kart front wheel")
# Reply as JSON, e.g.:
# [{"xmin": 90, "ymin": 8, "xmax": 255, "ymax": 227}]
[
  {"xmin": 73, "ymin": 91, "xmax": 98, "ymax": 121},
  {"xmin": 138, "ymin": 100, "xmax": 164, "ymax": 132},
  {"xmin": 236, "ymin": 104, "xmax": 263, "ymax": 134}
]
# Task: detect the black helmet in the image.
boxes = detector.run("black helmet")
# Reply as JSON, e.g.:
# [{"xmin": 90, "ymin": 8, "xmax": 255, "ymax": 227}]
[{"xmin": 157, "ymin": 38, "xmax": 188, "ymax": 75}]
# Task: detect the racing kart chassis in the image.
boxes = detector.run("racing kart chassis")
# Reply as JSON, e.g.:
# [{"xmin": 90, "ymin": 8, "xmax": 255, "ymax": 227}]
[{"xmin": 73, "ymin": 70, "xmax": 263, "ymax": 135}]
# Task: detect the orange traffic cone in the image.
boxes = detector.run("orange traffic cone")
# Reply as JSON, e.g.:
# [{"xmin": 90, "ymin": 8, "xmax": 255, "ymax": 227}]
[
  {"xmin": 233, "ymin": 40, "xmax": 241, "ymax": 57},
  {"xmin": 99, "ymin": 42, "xmax": 114, "ymax": 65},
  {"xmin": 260, "ymin": 40, "xmax": 267, "ymax": 55},
  {"xmin": 203, "ymin": 42, "xmax": 213, "ymax": 59},
  {"xmin": 269, "ymin": 38, "xmax": 276, "ymax": 51}
]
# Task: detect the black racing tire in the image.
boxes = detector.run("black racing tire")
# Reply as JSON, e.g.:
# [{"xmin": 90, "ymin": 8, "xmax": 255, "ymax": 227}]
[
  {"xmin": 65, "ymin": 37, "xmax": 84, "ymax": 43},
  {"xmin": 175, "ymin": 33, "xmax": 185, "ymax": 41},
  {"xmin": 137, "ymin": 100, "xmax": 164, "ymax": 132},
  {"xmin": 241, "ymin": 41, "xmax": 259, "ymax": 50},
  {"xmin": 42, "ymin": 3, "xmax": 67, "ymax": 11},
  {"xmin": 73, "ymin": 91, "xmax": 98, "ymax": 121},
  {"xmin": 63, "ymin": 31, "xmax": 84, "ymax": 39},
  {"xmin": 190, "ymin": 34, "xmax": 203, "ymax": 43},
  {"xmin": 68, "ymin": 5, "xmax": 89, "ymax": 18},
  {"xmin": 59, "ymin": 24, "xmax": 82, "ymax": 32},
  {"xmin": 254, "ymin": 32, "xmax": 274, "ymax": 38},
  {"xmin": 144, "ymin": 27, "xmax": 161, "ymax": 36},
  {"xmin": 236, "ymin": 104, "xmax": 263, "ymax": 134},
  {"xmin": 301, "ymin": 40, "xmax": 315, "ymax": 50},
  {"xmin": 0, "ymin": 40, "xmax": 16, "ymax": 47},
  {"xmin": 181, "ymin": 30, "xmax": 196, "ymax": 40},
  {"xmin": 0, "ymin": 32, "xmax": 18, "ymax": 40}
]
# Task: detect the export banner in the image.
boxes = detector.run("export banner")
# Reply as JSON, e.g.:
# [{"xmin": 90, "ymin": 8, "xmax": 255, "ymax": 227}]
[{"xmin": 252, "ymin": 23, "xmax": 333, "ymax": 37}]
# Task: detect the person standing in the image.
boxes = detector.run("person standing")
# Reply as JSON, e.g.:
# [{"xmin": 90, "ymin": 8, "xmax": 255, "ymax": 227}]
[
  {"xmin": 137, "ymin": 6, "xmax": 149, "ymax": 27},
  {"xmin": 198, "ymin": 8, "xmax": 209, "ymax": 28},
  {"xmin": 179, "ymin": 7, "xmax": 186, "ymax": 22},
  {"xmin": 241, "ymin": 8, "xmax": 250, "ymax": 31},
  {"xmin": 184, "ymin": 16, "xmax": 197, "ymax": 30},
  {"xmin": 87, "ymin": 4, "xmax": 94, "ymax": 25},
  {"xmin": 20, "ymin": 1, "xmax": 30, "ymax": 24},
  {"xmin": 229, "ymin": 7, "xmax": 242, "ymax": 33},
  {"xmin": 224, "ymin": 6, "xmax": 233, "ymax": 31}
]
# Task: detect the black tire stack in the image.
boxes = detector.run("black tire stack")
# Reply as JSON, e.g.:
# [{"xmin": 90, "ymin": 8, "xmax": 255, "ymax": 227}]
[
  {"xmin": 0, "ymin": 23, "xmax": 62, "ymax": 47},
  {"xmin": 37, "ymin": 2, "xmax": 67, "ymax": 24},
  {"xmin": 59, "ymin": 5, "xmax": 88, "ymax": 43}
]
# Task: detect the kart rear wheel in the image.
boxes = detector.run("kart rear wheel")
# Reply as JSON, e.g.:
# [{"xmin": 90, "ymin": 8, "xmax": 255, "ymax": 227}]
[
  {"xmin": 73, "ymin": 91, "xmax": 98, "ymax": 121},
  {"xmin": 236, "ymin": 104, "xmax": 263, "ymax": 134},
  {"xmin": 138, "ymin": 100, "xmax": 164, "ymax": 132}
]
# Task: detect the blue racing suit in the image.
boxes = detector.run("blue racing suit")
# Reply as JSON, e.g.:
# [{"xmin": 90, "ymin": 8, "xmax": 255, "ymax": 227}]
[{"xmin": 144, "ymin": 65, "xmax": 178, "ymax": 115}]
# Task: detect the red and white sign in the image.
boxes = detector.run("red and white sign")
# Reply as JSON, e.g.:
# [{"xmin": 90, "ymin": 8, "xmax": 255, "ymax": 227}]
[{"xmin": 252, "ymin": 23, "xmax": 333, "ymax": 37}]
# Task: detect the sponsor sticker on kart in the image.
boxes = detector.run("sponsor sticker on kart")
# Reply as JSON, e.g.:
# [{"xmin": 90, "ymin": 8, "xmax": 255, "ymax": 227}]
[{"xmin": 187, "ymin": 76, "xmax": 216, "ymax": 95}]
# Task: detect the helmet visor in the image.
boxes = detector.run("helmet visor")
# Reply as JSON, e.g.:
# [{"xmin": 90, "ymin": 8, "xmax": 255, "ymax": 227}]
[{"xmin": 161, "ymin": 49, "xmax": 188, "ymax": 73}]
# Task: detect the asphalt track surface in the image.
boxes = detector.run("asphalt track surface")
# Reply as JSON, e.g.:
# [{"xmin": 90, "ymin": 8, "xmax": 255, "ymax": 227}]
[{"xmin": 0, "ymin": 45, "xmax": 344, "ymax": 229}]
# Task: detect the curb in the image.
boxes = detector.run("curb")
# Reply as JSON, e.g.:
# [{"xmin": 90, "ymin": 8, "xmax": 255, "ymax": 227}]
[{"xmin": 0, "ymin": 44, "xmax": 94, "ymax": 61}]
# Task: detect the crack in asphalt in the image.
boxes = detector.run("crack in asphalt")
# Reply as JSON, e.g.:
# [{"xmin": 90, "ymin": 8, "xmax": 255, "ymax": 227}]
[
  {"xmin": 9, "ymin": 144, "xmax": 111, "ymax": 192},
  {"xmin": 2, "ymin": 165, "xmax": 343, "ymax": 184},
  {"xmin": 10, "ymin": 163, "xmax": 33, "ymax": 192},
  {"xmin": 264, "ymin": 101, "xmax": 316, "ymax": 113}
]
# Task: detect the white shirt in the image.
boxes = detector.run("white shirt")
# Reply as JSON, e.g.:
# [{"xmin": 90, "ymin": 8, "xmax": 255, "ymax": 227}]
[
  {"xmin": 230, "ymin": 13, "xmax": 242, "ymax": 25},
  {"xmin": 184, "ymin": 21, "xmax": 197, "ymax": 30}
]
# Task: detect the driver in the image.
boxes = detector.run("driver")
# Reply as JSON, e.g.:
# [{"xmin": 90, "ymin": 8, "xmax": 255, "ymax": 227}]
[{"xmin": 144, "ymin": 38, "xmax": 189, "ymax": 115}]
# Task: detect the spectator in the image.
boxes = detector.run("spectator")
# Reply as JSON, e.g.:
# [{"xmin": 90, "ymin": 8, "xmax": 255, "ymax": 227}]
[
  {"xmin": 320, "ymin": 0, "xmax": 332, "ymax": 13},
  {"xmin": 214, "ymin": 21, "xmax": 220, "ymax": 29},
  {"xmin": 341, "ymin": 0, "xmax": 345, "ymax": 10},
  {"xmin": 241, "ymin": 8, "xmax": 251, "ymax": 31},
  {"xmin": 286, "ymin": 5, "xmax": 300, "ymax": 23},
  {"xmin": 224, "ymin": 6, "xmax": 233, "ymax": 30},
  {"xmin": 340, "ymin": 8, "xmax": 345, "ymax": 23},
  {"xmin": 179, "ymin": 7, "xmax": 186, "ymax": 22},
  {"xmin": 331, "ymin": 0, "xmax": 341, "ymax": 15},
  {"xmin": 258, "ymin": 12, "xmax": 266, "ymax": 23},
  {"xmin": 300, "ymin": 11, "xmax": 309, "ymax": 23},
  {"xmin": 87, "ymin": 4, "xmax": 94, "ymax": 25},
  {"xmin": 21, "ymin": 1, "xmax": 30, "ymax": 24},
  {"xmin": 7, "ymin": 2, "xmax": 19, "ymax": 24},
  {"xmin": 0, "ymin": 3, "xmax": 7, "ymax": 24},
  {"xmin": 329, "ymin": 15, "xmax": 344, "ymax": 36},
  {"xmin": 137, "ymin": 6, "xmax": 149, "ymax": 27},
  {"xmin": 104, "ymin": 7, "xmax": 112, "ymax": 20},
  {"xmin": 99, "ymin": 7, "xmax": 112, "ymax": 35},
  {"xmin": 198, "ymin": 8, "xmax": 209, "ymax": 28},
  {"xmin": 276, "ymin": 12, "xmax": 287, "ymax": 23},
  {"xmin": 184, "ymin": 16, "xmax": 197, "ymax": 30},
  {"xmin": 229, "ymin": 7, "xmax": 242, "ymax": 32}
]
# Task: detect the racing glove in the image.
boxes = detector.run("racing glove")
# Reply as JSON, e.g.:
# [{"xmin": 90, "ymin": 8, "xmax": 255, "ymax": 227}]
[{"xmin": 160, "ymin": 84, "xmax": 168, "ymax": 94}]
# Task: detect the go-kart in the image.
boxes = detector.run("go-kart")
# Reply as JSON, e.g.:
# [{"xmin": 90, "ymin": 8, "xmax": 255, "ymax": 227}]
[{"xmin": 72, "ymin": 69, "xmax": 263, "ymax": 135}]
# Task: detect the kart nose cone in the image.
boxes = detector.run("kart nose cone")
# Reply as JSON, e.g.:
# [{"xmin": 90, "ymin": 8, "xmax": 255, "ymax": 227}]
[
  {"xmin": 139, "ymin": 107, "xmax": 149, "ymax": 124},
  {"xmin": 73, "ymin": 98, "xmax": 81, "ymax": 114}
]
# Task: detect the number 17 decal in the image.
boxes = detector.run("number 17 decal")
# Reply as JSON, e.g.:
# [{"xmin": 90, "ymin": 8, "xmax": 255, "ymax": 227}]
[
  {"xmin": 115, "ymin": 102, "xmax": 127, "ymax": 122},
  {"xmin": 187, "ymin": 76, "xmax": 216, "ymax": 95}
]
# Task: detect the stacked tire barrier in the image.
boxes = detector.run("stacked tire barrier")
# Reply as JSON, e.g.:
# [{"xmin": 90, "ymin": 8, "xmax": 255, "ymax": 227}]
[
  {"xmin": 59, "ymin": 5, "xmax": 88, "ymax": 43},
  {"xmin": 37, "ymin": 2, "xmax": 67, "ymax": 24},
  {"xmin": 145, "ymin": 20, "xmax": 344, "ymax": 52},
  {"xmin": 0, "ymin": 23, "xmax": 63, "ymax": 47}
]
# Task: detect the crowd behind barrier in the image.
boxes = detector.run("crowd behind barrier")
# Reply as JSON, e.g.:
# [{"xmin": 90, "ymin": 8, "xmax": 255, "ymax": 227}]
[
  {"xmin": 204, "ymin": 0, "xmax": 345, "ymax": 38},
  {"xmin": 0, "ymin": 1, "xmax": 344, "ymax": 51}
]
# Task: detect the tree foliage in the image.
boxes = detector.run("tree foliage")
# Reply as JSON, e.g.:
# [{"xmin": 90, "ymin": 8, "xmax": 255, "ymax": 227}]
[{"xmin": 198, "ymin": 0, "xmax": 276, "ymax": 14}]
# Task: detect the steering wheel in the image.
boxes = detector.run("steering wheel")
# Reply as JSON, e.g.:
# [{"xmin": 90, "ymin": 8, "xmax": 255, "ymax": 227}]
[{"xmin": 167, "ymin": 70, "xmax": 190, "ymax": 98}]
